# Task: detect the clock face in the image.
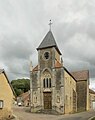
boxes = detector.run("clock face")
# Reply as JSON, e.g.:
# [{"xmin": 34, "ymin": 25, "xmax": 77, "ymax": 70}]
[{"xmin": 44, "ymin": 52, "xmax": 49, "ymax": 60}]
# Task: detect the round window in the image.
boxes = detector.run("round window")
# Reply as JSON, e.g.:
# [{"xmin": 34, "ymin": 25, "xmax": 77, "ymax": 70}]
[{"xmin": 44, "ymin": 52, "xmax": 49, "ymax": 60}]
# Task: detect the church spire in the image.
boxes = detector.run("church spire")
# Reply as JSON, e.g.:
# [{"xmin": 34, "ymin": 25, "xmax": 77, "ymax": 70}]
[{"xmin": 37, "ymin": 30, "xmax": 61, "ymax": 55}]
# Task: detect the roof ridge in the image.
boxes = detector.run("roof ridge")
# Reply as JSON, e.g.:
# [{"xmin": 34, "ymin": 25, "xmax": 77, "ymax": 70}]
[{"xmin": 71, "ymin": 70, "xmax": 89, "ymax": 73}]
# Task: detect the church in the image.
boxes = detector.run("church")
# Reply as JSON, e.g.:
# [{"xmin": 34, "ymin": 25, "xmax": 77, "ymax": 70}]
[{"xmin": 30, "ymin": 28, "xmax": 89, "ymax": 114}]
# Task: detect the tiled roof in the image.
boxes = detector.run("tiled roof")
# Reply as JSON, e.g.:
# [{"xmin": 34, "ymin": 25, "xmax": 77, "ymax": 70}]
[
  {"xmin": 55, "ymin": 61, "xmax": 62, "ymax": 68},
  {"xmin": 19, "ymin": 91, "xmax": 30, "ymax": 101},
  {"xmin": 71, "ymin": 70, "xmax": 89, "ymax": 81},
  {"xmin": 37, "ymin": 31, "xmax": 61, "ymax": 55},
  {"xmin": 32, "ymin": 61, "xmax": 62, "ymax": 71},
  {"xmin": 33, "ymin": 65, "xmax": 38, "ymax": 71},
  {"xmin": 89, "ymin": 89, "xmax": 95, "ymax": 94}
]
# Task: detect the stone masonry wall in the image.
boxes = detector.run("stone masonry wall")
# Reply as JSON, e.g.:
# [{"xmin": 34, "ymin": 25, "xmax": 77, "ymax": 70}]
[
  {"xmin": 0, "ymin": 73, "xmax": 13, "ymax": 119},
  {"xmin": 32, "ymin": 72, "xmax": 38, "ymax": 91},
  {"xmin": 55, "ymin": 68, "xmax": 61, "ymax": 90},
  {"xmin": 39, "ymin": 48, "xmax": 53, "ymax": 70},
  {"xmin": 76, "ymin": 81, "xmax": 87, "ymax": 112}
]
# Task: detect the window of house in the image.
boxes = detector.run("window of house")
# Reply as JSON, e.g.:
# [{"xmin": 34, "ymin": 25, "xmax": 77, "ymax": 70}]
[{"xmin": 0, "ymin": 100, "xmax": 3, "ymax": 109}]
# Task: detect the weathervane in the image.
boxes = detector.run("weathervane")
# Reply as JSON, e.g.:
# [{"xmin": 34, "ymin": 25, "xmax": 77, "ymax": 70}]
[{"xmin": 49, "ymin": 20, "xmax": 52, "ymax": 31}]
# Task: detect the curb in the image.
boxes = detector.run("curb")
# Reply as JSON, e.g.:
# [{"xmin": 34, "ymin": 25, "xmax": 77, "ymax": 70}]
[
  {"xmin": 88, "ymin": 116, "xmax": 95, "ymax": 120},
  {"xmin": 12, "ymin": 114, "xmax": 19, "ymax": 120}
]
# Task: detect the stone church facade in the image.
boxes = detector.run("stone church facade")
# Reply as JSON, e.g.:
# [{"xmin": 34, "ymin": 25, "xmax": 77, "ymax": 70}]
[{"xmin": 30, "ymin": 30, "xmax": 89, "ymax": 114}]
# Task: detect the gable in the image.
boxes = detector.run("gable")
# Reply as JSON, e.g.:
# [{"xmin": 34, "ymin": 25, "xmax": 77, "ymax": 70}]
[{"xmin": 0, "ymin": 69, "xmax": 15, "ymax": 96}]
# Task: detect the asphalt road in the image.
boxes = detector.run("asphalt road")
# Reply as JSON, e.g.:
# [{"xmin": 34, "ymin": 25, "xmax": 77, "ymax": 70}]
[{"xmin": 13, "ymin": 106, "xmax": 95, "ymax": 120}]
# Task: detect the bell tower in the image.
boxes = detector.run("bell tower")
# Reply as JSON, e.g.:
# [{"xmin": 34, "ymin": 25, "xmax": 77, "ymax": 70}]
[
  {"xmin": 36, "ymin": 29, "xmax": 63, "ymax": 110},
  {"xmin": 37, "ymin": 30, "xmax": 62, "ymax": 70}
]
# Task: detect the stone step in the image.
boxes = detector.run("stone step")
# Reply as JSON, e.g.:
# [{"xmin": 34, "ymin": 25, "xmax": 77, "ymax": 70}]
[{"xmin": 36, "ymin": 109, "xmax": 60, "ymax": 115}]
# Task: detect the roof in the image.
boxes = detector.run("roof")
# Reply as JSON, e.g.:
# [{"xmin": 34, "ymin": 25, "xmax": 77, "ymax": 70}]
[
  {"xmin": 32, "ymin": 61, "xmax": 62, "ymax": 71},
  {"xmin": 89, "ymin": 89, "xmax": 95, "ymax": 94},
  {"xmin": 64, "ymin": 67, "xmax": 77, "ymax": 82},
  {"xmin": 33, "ymin": 65, "xmax": 38, "ymax": 71},
  {"xmin": 37, "ymin": 31, "xmax": 61, "ymax": 55},
  {"xmin": 71, "ymin": 70, "xmax": 89, "ymax": 81},
  {"xmin": 55, "ymin": 61, "xmax": 62, "ymax": 68},
  {"xmin": 19, "ymin": 91, "xmax": 30, "ymax": 101},
  {"xmin": 0, "ymin": 69, "xmax": 16, "ymax": 97}
]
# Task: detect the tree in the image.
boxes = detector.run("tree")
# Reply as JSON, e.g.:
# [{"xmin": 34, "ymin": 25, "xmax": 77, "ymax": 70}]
[{"xmin": 11, "ymin": 78, "xmax": 30, "ymax": 96}]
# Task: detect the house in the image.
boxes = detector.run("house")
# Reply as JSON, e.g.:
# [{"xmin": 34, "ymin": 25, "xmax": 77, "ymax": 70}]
[
  {"xmin": 30, "ymin": 30, "xmax": 89, "ymax": 114},
  {"xmin": 0, "ymin": 69, "xmax": 15, "ymax": 119},
  {"xmin": 17, "ymin": 91, "xmax": 30, "ymax": 107},
  {"xmin": 71, "ymin": 70, "xmax": 89, "ymax": 112},
  {"xmin": 89, "ymin": 89, "xmax": 95, "ymax": 110}
]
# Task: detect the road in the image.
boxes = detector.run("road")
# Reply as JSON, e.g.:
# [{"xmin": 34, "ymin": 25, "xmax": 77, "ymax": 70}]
[{"xmin": 13, "ymin": 106, "xmax": 95, "ymax": 120}]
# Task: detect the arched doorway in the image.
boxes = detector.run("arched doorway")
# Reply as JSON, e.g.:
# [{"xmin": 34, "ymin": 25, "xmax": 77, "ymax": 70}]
[{"xmin": 43, "ymin": 92, "xmax": 52, "ymax": 109}]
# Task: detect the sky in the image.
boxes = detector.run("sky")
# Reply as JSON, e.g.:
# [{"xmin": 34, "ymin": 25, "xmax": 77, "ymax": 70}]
[{"xmin": 0, "ymin": 0, "xmax": 95, "ymax": 89}]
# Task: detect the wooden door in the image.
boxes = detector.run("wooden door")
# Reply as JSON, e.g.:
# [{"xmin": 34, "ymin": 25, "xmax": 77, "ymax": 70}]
[{"xmin": 44, "ymin": 92, "xmax": 52, "ymax": 109}]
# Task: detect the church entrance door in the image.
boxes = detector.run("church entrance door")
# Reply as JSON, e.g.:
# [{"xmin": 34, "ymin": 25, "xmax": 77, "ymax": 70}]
[{"xmin": 43, "ymin": 92, "xmax": 52, "ymax": 109}]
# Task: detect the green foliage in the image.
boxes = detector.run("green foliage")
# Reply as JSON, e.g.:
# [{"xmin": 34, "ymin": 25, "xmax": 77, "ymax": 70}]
[{"xmin": 11, "ymin": 78, "xmax": 30, "ymax": 96}]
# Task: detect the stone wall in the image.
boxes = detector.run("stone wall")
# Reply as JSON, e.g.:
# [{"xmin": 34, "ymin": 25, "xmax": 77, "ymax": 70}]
[
  {"xmin": 39, "ymin": 48, "xmax": 53, "ymax": 70},
  {"xmin": 0, "ymin": 108, "xmax": 12, "ymax": 120},
  {"xmin": 55, "ymin": 68, "xmax": 61, "ymax": 90},
  {"xmin": 32, "ymin": 71, "xmax": 38, "ymax": 91},
  {"xmin": 0, "ymin": 73, "xmax": 13, "ymax": 119},
  {"xmin": 76, "ymin": 81, "xmax": 87, "ymax": 112},
  {"xmin": 64, "ymin": 70, "xmax": 77, "ymax": 114}
]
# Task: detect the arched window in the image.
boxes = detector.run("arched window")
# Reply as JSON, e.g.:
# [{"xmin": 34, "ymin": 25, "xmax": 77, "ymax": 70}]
[
  {"xmin": 46, "ymin": 78, "xmax": 48, "ymax": 88},
  {"xmin": 43, "ymin": 70, "xmax": 52, "ymax": 88},
  {"xmin": 43, "ymin": 78, "xmax": 51, "ymax": 88},
  {"xmin": 43, "ymin": 78, "xmax": 45, "ymax": 88},
  {"xmin": 49, "ymin": 78, "xmax": 51, "ymax": 88}
]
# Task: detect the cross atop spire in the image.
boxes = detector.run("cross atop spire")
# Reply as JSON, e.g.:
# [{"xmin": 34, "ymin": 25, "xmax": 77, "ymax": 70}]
[{"xmin": 48, "ymin": 20, "xmax": 52, "ymax": 31}]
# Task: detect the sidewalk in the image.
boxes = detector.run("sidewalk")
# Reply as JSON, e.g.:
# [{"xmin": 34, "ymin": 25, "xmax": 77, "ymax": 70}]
[
  {"xmin": 11, "ymin": 114, "xmax": 19, "ymax": 120},
  {"xmin": 88, "ymin": 116, "xmax": 95, "ymax": 120}
]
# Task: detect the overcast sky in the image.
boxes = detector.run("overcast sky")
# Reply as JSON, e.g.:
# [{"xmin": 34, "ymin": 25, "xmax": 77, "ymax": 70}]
[{"xmin": 0, "ymin": 0, "xmax": 95, "ymax": 89}]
